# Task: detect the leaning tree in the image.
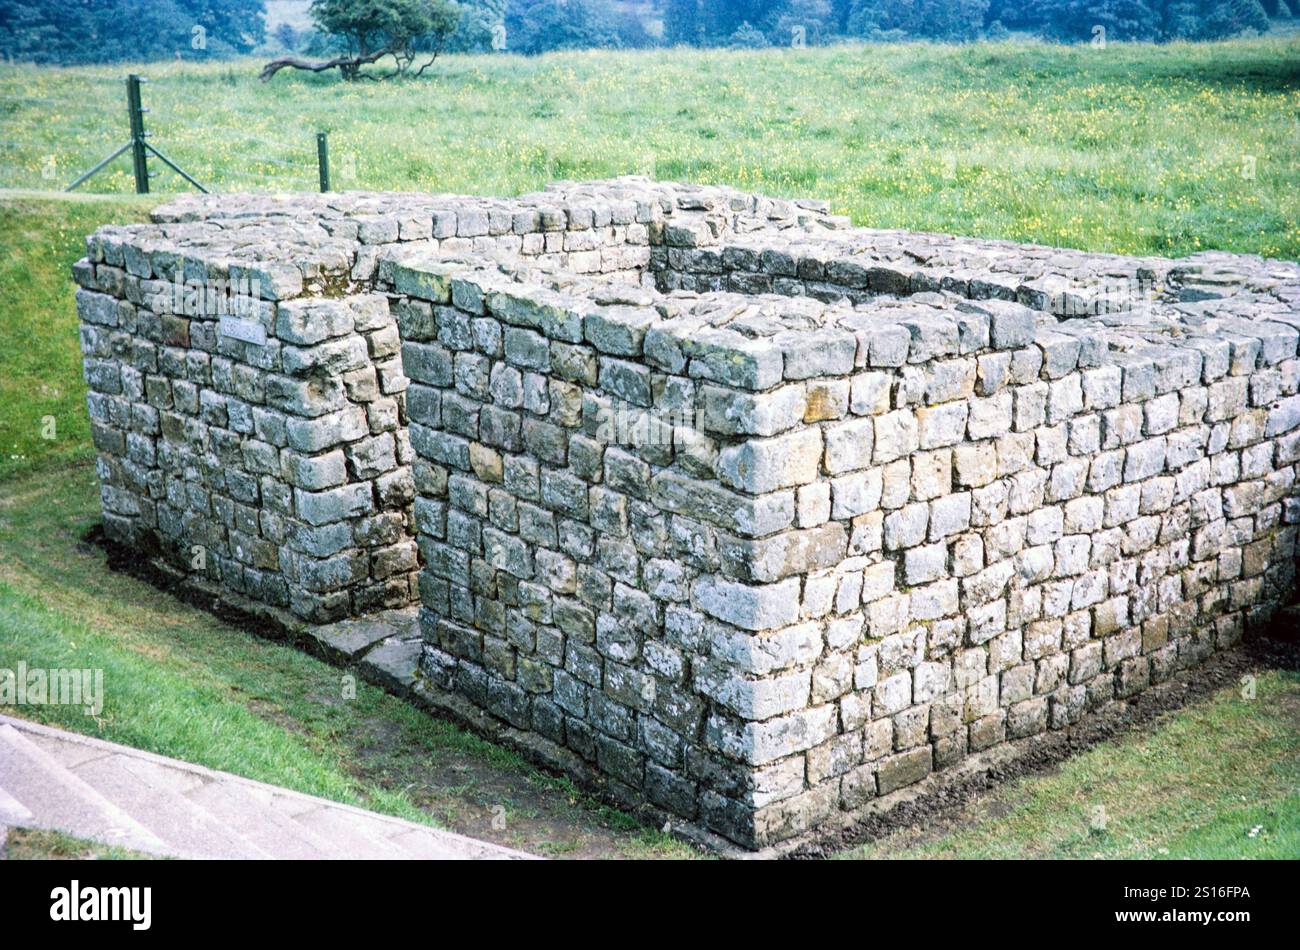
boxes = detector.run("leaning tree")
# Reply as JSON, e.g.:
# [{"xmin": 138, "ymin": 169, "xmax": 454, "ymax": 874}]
[{"xmin": 260, "ymin": 0, "xmax": 459, "ymax": 81}]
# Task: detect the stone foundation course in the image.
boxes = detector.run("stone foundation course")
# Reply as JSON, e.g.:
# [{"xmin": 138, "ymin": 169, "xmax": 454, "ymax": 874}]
[{"xmin": 75, "ymin": 178, "xmax": 1300, "ymax": 849}]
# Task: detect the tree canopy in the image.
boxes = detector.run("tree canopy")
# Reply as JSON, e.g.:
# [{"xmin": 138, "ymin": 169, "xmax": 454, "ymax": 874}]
[{"xmin": 259, "ymin": 0, "xmax": 459, "ymax": 81}]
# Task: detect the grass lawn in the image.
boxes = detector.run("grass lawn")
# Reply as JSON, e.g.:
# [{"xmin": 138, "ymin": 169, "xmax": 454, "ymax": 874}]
[
  {"xmin": 1, "ymin": 38, "xmax": 1299, "ymax": 859},
  {"xmin": 0, "ymin": 196, "xmax": 153, "ymax": 481},
  {"xmin": 0, "ymin": 38, "xmax": 1297, "ymax": 259}
]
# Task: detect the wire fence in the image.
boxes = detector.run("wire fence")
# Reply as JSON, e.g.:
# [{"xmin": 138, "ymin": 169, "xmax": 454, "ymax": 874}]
[{"xmin": 63, "ymin": 74, "xmax": 337, "ymax": 195}]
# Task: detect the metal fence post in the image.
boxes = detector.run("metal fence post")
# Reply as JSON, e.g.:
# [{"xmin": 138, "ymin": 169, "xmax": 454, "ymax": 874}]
[
  {"xmin": 126, "ymin": 74, "xmax": 150, "ymax": 194},
  {"xmin": 317, "ymin": 132, "xmax": 330, "ymax": 192},
  {"xmin": 67, "ymin": 74, "xmax": 206, "ymax": 194}
]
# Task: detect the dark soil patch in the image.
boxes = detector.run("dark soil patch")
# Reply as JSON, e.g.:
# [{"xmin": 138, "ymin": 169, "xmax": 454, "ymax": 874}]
[
  {"xmin": 86, "ymin": 523, "xmax": 299, "ymax": 645},
  {"xmin": 343, "ymin": 711, "xmax": 662, "ymax": 858}
]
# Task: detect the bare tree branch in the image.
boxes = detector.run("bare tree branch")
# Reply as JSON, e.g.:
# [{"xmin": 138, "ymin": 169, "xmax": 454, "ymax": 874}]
[
  {"xmin": 259, "ymin": 47, "xmax": 394, "ymax": 82},
  {"xmin": 411, "ymin": 46, "xmax": 443, "ymax": 78}
]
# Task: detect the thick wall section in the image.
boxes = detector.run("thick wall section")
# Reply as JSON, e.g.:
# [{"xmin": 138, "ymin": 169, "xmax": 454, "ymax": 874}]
[
  {"xmin": 76, "ymin": 179, "xmax": 1300, "ymax": 849},
  {"xmin": 72, "ymin": 182, "xmax": 695, "ymax": 622},
  {"xmin": 75, "ymin": 265, "xmax": 419, "ymax": 622}
]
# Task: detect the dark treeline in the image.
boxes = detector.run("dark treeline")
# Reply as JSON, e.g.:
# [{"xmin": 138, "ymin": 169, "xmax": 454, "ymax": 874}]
[
  {"xmin": 1, "ymin": 0, "xmax": 1294, "ymax": 65},
  {"xmin": 666, "ymin": 0, "xmax": 1291, "ymax": 46},
  {"xmin": 0, "ymin": 0, "xmax": 265, "ymax": 63}
]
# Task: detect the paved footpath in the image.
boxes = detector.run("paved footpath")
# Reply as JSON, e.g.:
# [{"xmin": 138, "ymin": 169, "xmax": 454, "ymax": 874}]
[{"xmin": 0, "ymin": 714, "xmax": 533, "ymax": 859}]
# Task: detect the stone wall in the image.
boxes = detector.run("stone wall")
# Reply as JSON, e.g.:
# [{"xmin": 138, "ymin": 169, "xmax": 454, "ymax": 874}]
[
  {"xmin": 76, "ymin": 178, "xmax": 1300, "ymax": 849},
  {"xmin": 72, "ymin": 182, "xmax": 708, "ymax": 622}
]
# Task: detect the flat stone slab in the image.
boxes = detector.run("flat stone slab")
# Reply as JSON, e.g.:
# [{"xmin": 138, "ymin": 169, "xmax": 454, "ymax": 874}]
[
  {"xmin": 308, "ymin": 607, "xmax": 419, "ymax": 661},
  {"xmin": 359, "ymin": 636, "xmax": 423, "ymax": 693}
]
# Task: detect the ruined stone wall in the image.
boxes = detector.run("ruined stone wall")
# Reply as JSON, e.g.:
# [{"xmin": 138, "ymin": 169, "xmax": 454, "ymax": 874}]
[
  {"xmin": 75, "ymin": 261, "xmax": 420, "ymax": 622},
  {"xmin": 77, "ymin": 179, "xmax": 1300, "ymax": 849},
  {"xmin": 72, "ymin": 183, "xmax": 692, "ymax": 622}
]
